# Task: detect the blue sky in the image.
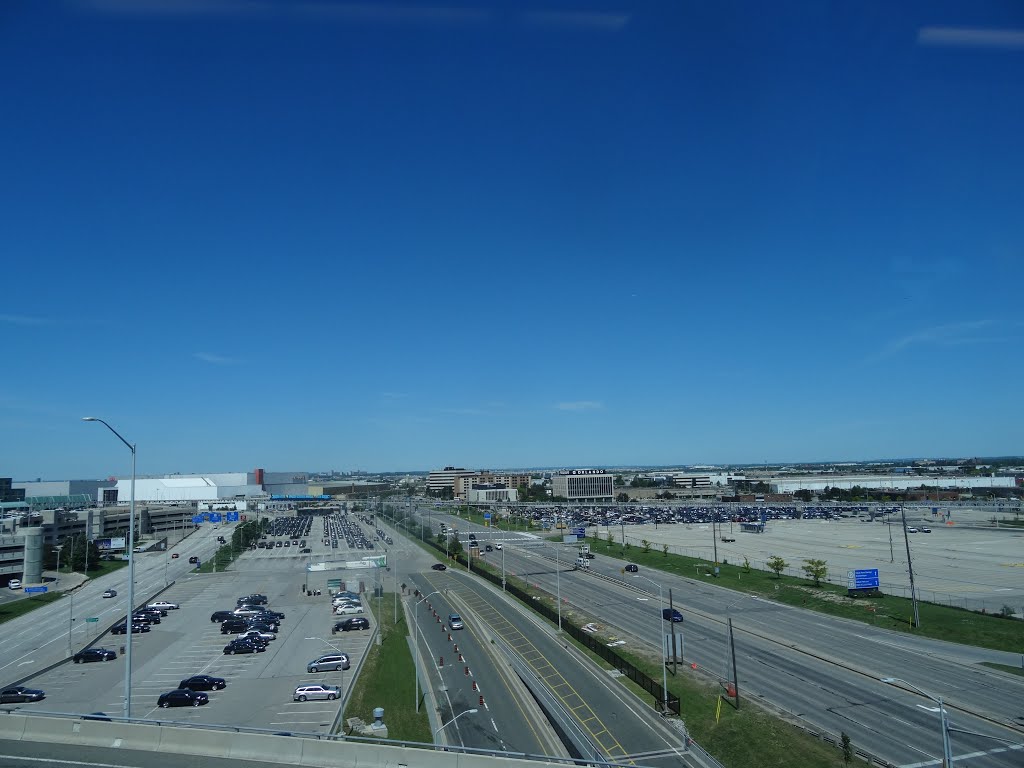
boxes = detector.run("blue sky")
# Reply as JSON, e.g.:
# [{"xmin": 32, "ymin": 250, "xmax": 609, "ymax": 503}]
[{"xmin": 1, "ymin": 0, "xmax": 1022, "ymax": 479}]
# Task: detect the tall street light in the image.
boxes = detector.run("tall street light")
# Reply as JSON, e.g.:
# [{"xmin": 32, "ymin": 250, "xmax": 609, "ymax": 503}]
[
  {"xmin": 53, "ymin": 544, "xmax": 63, "ymax": 586},
  {"xmin": 82, "ymin": 416, "xmax": 136, "ymax": 719},
  {"xmin": 414, "ymin": 590, "xmax": 441, "ymax": 713},
  {"xmin": 434, "ymin": 707, "xmax": 478, "ymax": 740},
  {"xmin": 881, "ymin": 677, "xmax": 953, "ymax": 768},
  {"xmin": 633, "ymin": 574, "xmax": 669, "ymax": 713}
]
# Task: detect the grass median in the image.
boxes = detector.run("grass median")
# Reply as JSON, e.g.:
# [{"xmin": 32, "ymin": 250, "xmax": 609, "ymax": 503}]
[{"xmin": 341, "ymin": 591, "xmax": 431, "ymax": 743}]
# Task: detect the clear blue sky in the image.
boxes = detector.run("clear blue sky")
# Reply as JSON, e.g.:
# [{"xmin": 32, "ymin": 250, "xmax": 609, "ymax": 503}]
[{"xmin": 2, "ymin": 1, "xmax": 1022, "ymax": 479}]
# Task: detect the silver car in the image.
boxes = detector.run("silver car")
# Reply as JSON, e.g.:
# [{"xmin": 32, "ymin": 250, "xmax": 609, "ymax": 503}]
[{"xmin": 293, "ymin": 684, "xmax": 340, "ymax": 702}]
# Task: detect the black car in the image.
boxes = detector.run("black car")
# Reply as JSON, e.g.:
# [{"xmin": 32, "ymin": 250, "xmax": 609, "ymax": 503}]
[
  {"xmin": 625, "ymin": 563, "xmax": 639, "ymax": 572},
  {"xmin": 157, "ymin": 689, "xmax": 209, "ymax": 708},
  {"xmin": 255, "ymin": 609, "xmax": 285, "ymax": 621},
  {"xmin": 245, "ymin": 621, "xmax": 279, "ymax": 634},
  {"xmin": 237, "ymin": 594, "xmax": 268, "ymax": 605},
  {"xmin": 111, "ymin": 621, "xmax": 151, "ymax": 635},
  {"xmin": 136, "ymin": 606, "xmax": 166, "ymax": 618},
  {"xmin": 178, "ymin": 675, "xmax": 226, "ymax": 691},
  {"xmin": 131, "ymin": 612, "xmax": 160, "ymax": 624},
  {"xmin": 211, "ymin": 611, "xmax": 236, "ymax": 623},
  {"xmin": 188, "ymin": 556, "xmax": 199, "ymax": 564},
  {"xmin": 333, "ymin": 617, "xmax": 370, "ymax": 633},
  {"xmin": 0, "ymin": 686, "xmax": 45, "ymax": 704},
  {"xmin": 662, "ymin": 608, "xmax": 684, "ymax": 622},
  {"xmin": 220, "ymin": 619, "xmax": 252, "ymax": 634},
  {"xmin": 223, "ymin": 640, "xmax": 265, "ymax": 654},
  {"xmin": 431, "ymin": 563, "xmax": 447, "ymax": 571},
  {"xmin": 74, "ymin": 648, "xmax": 117, "ymax": 663}
]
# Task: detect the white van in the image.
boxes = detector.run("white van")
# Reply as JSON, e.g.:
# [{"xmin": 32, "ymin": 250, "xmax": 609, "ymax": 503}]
[{"xmin": 575, "ymin": 557, "xmax": 590, "ymax": 569}]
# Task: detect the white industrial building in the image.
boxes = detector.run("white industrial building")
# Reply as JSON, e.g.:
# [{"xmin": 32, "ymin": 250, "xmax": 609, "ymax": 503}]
[
  {"xmin": 105, "ymin": 472, "xmax": 264, "ymax": 505},
  {"xmin": 770, "ymin": 475, "xmax": 1016, "ymax": 494},
  {"xmin": 552, "ymin": 469, "xmax": 614, "ymax": 502}
]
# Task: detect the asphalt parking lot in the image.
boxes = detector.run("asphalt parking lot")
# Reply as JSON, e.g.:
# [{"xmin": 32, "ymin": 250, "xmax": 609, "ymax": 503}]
[{"xmin": 22, "ymin": 520, "xmax": 378, "ymax": 731}]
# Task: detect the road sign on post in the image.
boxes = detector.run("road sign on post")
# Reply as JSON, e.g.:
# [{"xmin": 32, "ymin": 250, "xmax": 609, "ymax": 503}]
[
  {"xmin": 226, "ymin": 511, "xmax": 240, "ymax": 522},
  {"xmin": 85, "ymin": 617, "xmax": 99, "ymax": 623},
  {"xmin": 192, "ymin": 515, "xmax": 204, "ymax": 525},
  {"xmin": 24, "ymin": 586, "xmax": 48, "ymax": 594}
]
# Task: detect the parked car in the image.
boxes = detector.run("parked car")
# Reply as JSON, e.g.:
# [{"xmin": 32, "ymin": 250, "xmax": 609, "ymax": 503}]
[
  {"xmin": 625, "ymin": 563, "xmax": 639, "ymax": 572},
  {"xmin": 293, "ymin": 684, "xmax": 339, "ymax": 702},
  {"xmin": 210, "ymin": 611, "xmax": 236, "ymax": 623},
  {"xmin": 920, "ymin": 527, "xmax": 932, "ymax": 533},
  {"xmin": 223, "ymin": 641, "xmax": 265, "ymax": 654},
  {"xmin": 178, "ymin": 675, "xmax": 226, "ymax": 691},
  {"xmin": 102, "ymin": 589, "xmax": 117, "ymax": 598},
  {"xmin": 334, "ymin": 604, "xmax": 364, "ymax": 615},
  {"xmin": 137, "ymin": 605, "xmax": 167, "ymax": 617},
  {"xmin": 662, "ymin": 608, "xmax": 684, "ymax": 622},
  {"xmin": 157, "ymin": 689, "xmax": 208, "ymax": 708},
  {"xmin": 0, "ymin": 686, "xmax": 45, "ymax": 704},
  {"xmin": 237, "ymin": 629, "xmax": 276, "ymax": 642},
  {"xmin": 8, "ymin": 579, "xmax": 21, "ymax": 590},
  {"xmin": 74, "ymin": 648, "xmax": 117, "ymax": 663},
  {"xmin": 495, "ymin": 543, "xmax": 502, "ymax": 550},
  {"xmin": 333, "ymin": 617, "xmax": 370, "ymax": 633},
  {"xmin": 132, "ymin": 612, "xmax": 160, "ymax": 624},
  {"xmin": 307, "ymin": 654, "xmax": 349, "ymax": 673},
  {"xmin": 220, "ymin": 619, "xmax": 252, "ymax": 634},
  {"xmin": 447, "ymin": 613, "xmax": 464, "ymax": 630},
  {"xmin": 237, "ymin": 594, "xmax": 268, "ymax": 605},
  {"xmin": 148, "ymin": 600, "xmax": 179, "ymax": 611},
  {"xmin": 111, "ymin": 621, "xmax": 150, "ymax": 635},
  {"xmin": 431, "ymin": 563, "xmax": 447, "ymax": 571},
  {"xmin": 334, "ymin": 591, "xmax": 360, "ymax": 601}
]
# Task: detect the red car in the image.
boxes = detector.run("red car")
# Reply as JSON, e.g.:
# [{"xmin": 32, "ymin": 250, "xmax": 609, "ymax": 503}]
[{"xmin": 171, "ymin": 553, "xmax": 180, "ymax": 559}]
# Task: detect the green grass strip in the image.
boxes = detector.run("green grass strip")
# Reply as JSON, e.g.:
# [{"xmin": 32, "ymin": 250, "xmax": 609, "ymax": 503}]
[{"xmin": 341, "ymin": 592, "xmax": 432, "ymax": 743}]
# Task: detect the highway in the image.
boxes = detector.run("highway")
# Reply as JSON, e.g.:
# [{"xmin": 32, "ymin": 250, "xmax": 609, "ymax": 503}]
[{"xmin": 423, "ymin": 509, "xmax": 1024, "ymax": 768}]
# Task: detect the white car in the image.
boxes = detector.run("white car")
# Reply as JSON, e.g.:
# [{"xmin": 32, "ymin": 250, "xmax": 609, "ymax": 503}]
[
  {"xmin": 334, "ymin": 604, "xmax": 364, "ymax": 615},
  {"xmin": 148, "ymin": 600, "xmax": 180, "ymax": 610},
  {"xmin": 8, "ymin": 579, "xmax": 21, "ymax": 590},
  {"xmin": 495, "ymin": 543, "xmax": 502, "ymax": 550},
  {"xmin": 331, "ymin": 598, "xmax": 361, "ymax": 608},
  {"xmin": 294, "ymin": 684, "xmax": 339, "ymax": 702},
  {"xmin": 237, "ymin": 629, "xmax": 276, "ymax": 642}
]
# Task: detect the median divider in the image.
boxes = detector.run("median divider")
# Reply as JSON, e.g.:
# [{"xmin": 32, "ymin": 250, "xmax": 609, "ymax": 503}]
[
  {"xmin": 0, "ymin": 713, "xmax": 27, "ymax": 741},
  {"xmin": 156, "ymin": 723, "xmax": 226, "ymax": 756}
]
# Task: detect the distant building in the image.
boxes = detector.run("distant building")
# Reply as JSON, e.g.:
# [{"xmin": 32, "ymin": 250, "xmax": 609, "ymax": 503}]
[
  {"xmin": 769, "ymin": 474, "xmax": 1016, "ymax": 494},
  {"xmin": 552, "ymin": 469, "xmax": 614, "ymax": 503},
  {"xmin": 1, "ymin": 478, "xmax": 25, "ymax": 503},
  {"xmin": 467, "ymin": 487, "xmax": 518, "ymax": 502},
  {"xmin": 13, "ymin": 479, "xmax": 114, "ymax": 505},
  {"xmin": 454, "ymin": 471, "xmax": 531, "ymax": 498},
  {"xmin": 427, "ymin": 466, "xmax": 474, "ymax": 494}
]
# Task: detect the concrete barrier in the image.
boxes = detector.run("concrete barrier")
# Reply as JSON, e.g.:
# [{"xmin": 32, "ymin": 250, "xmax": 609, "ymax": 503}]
[
  {"xmin": 21, "ymin": 714, "xmax": 81, "ymax": 745},
  {"xmin": 155, "ymin": 724, "xmax": 227, "ymax": 756},
  {"xmin": 0, "ymin": 712, "xmax": 27, "ymax": 741},
  {"xmin": 228, "ymin": 732, "xmax": 299, "ymax": 763},
  {"xmin": 296, "ymin": 737, "xmax": 348, "ymax": 768}
]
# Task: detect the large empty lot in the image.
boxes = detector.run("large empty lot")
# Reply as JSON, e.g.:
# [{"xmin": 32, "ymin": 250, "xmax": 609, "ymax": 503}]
[{"xmin": 608, "ymin": 508, "xmax": 1024, "ymax": 612}]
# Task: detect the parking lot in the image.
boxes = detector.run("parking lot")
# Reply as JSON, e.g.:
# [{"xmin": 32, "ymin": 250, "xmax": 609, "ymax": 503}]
[
  {"xmin": 23, "ymin": 513, "xmax": 381, "ymax": 731},
  {"xmin": 609, "ymin": 510, "xmax": 1024, "ymax": 611}
]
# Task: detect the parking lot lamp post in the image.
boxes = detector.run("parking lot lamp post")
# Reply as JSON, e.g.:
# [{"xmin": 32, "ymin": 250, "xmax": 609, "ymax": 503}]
[
  {"xmin": 414, "ymin": 590, "xmax": 441, "ymax": 713},
  {"xmin": 881, "ymin": 678, "xmax": 953, "ymax": 767},
  {"xmin": 53, "ymin": 544, "xmax": 63, "ymax": 586},
  {"xmin": 82, "ymin": 416, "xmax": 136, "ymax": 719},
  {"xmin": 434, "ymin": 707, "xmax": 478, "ymax": 740},
  {"xmin": 633, "ymin": 574, "xmax": 669, "ymax": 713}
]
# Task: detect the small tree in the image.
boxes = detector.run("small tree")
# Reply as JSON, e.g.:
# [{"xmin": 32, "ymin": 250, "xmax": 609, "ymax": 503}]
[
  {"xmin": 840, "ymin": 731, "xmax": 852, "ymax": 767},
  {"xmin": 606, "ymin": 531, "xmax": 615, "ymax": 545},
  {"xmin": 662, "ymin": 543, "xmax": 669, "ymax": 557},
  {"xmin": 766, "ymin": 555, "xmax": 787, "ymax": 579},
  {"xmin": 801, "ymin": 558, "xmax": 828, "ymax": 587},
  {"xmin": 641, "ymin": 538, "xmax": 651, "ymax": 553},
  {"xmin": 743, "ymin": 556, "xmax": 751, "ymax": 573}
]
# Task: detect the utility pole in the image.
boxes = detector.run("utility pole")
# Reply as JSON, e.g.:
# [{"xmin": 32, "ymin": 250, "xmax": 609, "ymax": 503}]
[
  {"xmin": 728, "ymin": 617, "xmax": 739, "ymax": 709},
  {"xmin": 901, "ymin": 504, "xmax": 920, "ymax": 628}
]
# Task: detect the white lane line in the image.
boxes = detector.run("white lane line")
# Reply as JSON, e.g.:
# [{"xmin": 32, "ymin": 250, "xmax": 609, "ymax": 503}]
[
  {"xmin": 269, "ymin": 721, "xmax": 330, "ymax": 725},
  {"xmin": 0, "ymin": 753, "xmax": 145, "ymax": 768}
]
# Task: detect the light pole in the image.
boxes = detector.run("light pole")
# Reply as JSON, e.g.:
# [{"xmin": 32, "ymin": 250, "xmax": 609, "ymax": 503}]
[
  {"xmin": 540, "ymin": 543, "xmax": 562, "ymax": 631},
  {"xmin": 305, "ymin": 637, "xmax": 349, "ymax": 716},
  {"xmin": 881, "ymin": 677, "xmax": 953, "ymax": 767},
  {"xmin": 434, "ymin": 707, "xmax": 478, "ymax": 739},
  {"xmin": 53, "ymin": 544, "xmax": 63, "ymax": 586},
  {"xmin": 414, "ymin": 590, "xmax": 441, "ymax": 713},
  {"xmin": 633, "ymin": 574, "xmax": 669, "ymax": 713},
  {"xmin": 83, "ymin": 416, "xmax": 136, "ymax": 719}
]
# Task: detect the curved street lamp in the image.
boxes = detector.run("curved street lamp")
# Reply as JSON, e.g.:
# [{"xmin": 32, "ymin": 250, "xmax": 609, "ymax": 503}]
[
  {"xmin": 434, "ymin": 707, "xmax": 478, "ymax": 739},
  {"xmin": 881, "ymin": 677, "xmax": 953, "ymax": 767},
  {"xmin": 82, "ymin": 417, "xmax": 136, "ymax": 720}
]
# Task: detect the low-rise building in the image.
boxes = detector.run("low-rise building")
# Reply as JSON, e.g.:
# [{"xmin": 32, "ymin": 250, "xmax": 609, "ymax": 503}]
[{"xmin": 552, "ymin": 470, "xmax": 614, "ymax": 503}]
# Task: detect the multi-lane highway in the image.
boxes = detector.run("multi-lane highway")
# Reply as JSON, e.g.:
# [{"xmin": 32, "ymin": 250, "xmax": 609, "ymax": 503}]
[{"xmin": 418, "ymin": 508, "xmax": 1024, "ymax": 768}]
